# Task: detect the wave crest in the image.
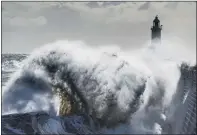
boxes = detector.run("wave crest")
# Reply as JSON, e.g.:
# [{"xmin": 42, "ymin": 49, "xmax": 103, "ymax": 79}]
[{"xmin": 2, "ymin": 40, "xmax": 196, "ymax": 134}]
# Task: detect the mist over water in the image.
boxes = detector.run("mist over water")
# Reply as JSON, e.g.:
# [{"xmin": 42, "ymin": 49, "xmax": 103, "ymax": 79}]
[{"xmin": 2, "ymin": 39, "xmax": 196, "ymax": 134}]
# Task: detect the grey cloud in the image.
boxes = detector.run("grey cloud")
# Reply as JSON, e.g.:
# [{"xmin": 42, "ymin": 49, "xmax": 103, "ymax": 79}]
[
  {"xmin": 102, "ymin": 2, "xmax": 126, "ymax": 7},
  {"xmin": 138, "ymin": 2, "xmax": 151, "ymax": 10},
  {"xmin": 164, "ymin": 2, "xmax": 179, "ymax": 9},
  {"xmin": 9, "ymin": 16, "xmax": 47, "ymax": 27},
  {"xmin": 87, "ymin": 2, "xmax": 100, "ymax": 8},
  {"xmin": 2, "ymin": 2, "xmax": 196, "ymax": 53}
]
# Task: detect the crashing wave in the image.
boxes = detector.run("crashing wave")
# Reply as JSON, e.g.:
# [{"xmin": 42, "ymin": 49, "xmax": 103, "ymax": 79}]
[{"xmin": 2, "ymin": 40, "xmax": 196, "ymax": 134}]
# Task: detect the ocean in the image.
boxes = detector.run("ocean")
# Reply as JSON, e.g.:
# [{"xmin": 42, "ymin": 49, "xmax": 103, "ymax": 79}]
[
  {"xmin": 2, "ymin": 54, "xmax": 27, "ymax": 87},
  {"xmin": 1, "ymin": 40, "xmax": 196, "ymax": 134}
]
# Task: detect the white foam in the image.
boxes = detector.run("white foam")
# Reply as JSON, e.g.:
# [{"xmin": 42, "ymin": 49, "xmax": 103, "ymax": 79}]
[{"xmin": 2, "ymin": 39, "xmax": 195, "ymax": 134}]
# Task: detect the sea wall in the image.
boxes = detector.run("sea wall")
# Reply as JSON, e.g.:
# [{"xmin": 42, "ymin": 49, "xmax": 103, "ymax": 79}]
[
  {"xmin": 166, "ymin": 63, "xmax": 196, "ymax": 134},
  {"xmin": 179, "ymin": 64, "xmax": 196, "ymax": 134}
]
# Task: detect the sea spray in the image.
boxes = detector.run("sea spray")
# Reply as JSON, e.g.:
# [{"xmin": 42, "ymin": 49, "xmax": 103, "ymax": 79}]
[{"xmin": 2, "ymin": 39, "xmax": 196, "ymax": 134}]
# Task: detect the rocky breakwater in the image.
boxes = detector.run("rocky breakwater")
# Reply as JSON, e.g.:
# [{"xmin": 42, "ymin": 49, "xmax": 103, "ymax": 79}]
[{"xmin": 2, "ymin": 111, "xmax": 98, "ymax": 134}]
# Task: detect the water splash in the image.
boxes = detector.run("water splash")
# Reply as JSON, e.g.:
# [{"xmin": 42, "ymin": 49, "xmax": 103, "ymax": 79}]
[{"xmin": 2, "ymin": 39, "xmax": 196, "ymax": 134}]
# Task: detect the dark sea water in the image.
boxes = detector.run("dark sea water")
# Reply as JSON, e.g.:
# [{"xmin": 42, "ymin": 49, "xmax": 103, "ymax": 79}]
[{"xmin": 2, "ymin": 54, "xmax": 28, "ymax": 87}]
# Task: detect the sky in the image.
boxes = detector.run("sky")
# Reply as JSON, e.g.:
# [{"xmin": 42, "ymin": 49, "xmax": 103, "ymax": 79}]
[{"xmin": 2, "ymin": 2, "xmax": 196, "ymax": 53}]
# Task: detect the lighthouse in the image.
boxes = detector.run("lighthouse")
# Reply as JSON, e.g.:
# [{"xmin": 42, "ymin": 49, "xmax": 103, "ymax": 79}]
[{"xmin": 151, "ymin": 15, "xmax": 162, "ymax": 45}]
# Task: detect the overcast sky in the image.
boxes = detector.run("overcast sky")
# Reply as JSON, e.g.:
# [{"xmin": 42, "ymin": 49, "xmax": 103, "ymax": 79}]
[{"xmin": 2, "ymin": 2, "xmax": 196, "ymax": 53}]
